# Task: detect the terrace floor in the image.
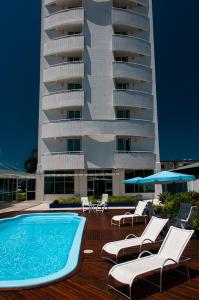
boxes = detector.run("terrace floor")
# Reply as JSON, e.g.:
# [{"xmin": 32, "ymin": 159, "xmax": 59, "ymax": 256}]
[{"xmin": 0, "ymin": 209, "xmax": 199, "ymax": 300}]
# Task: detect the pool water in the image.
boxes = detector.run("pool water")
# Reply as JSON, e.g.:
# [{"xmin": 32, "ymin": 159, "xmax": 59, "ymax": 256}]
[{"xmin": 0, "ymin": 213, "xmax": 85, "ymax": 288}]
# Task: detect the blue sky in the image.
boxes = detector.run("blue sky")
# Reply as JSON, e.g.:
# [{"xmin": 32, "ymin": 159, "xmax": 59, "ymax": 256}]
[{"xmin": 0, "ymin": 0, "xmax": 198, "ymax": 170}]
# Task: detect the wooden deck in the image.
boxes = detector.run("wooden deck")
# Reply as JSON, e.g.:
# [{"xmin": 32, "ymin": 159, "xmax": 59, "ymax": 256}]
[{"xmin": 0, "ymin": 210, "xmax": 199, "ymax": 300}]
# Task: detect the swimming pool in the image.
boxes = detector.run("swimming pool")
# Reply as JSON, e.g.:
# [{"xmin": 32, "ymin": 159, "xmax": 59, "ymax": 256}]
[{"xmin": 0, "ymin": 213, "xmax": 86, "ymax": 288}]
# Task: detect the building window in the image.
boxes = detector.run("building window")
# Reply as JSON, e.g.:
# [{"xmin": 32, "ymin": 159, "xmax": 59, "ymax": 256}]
[
  {"xmin": 125, "ymin": 170, "xmax": 154, "ymax": 193},
  {"xmin": 67, "ymin": 139, "xmax": 81, "ymax": 152},
  {"xmin": 114, "ymin": 31, "xmax": 128, "ymax": 35},
  {"xmin": 68, "ymin": 31, "xmax": 81, "ymax": 35},
  {"xmin": 115, "ymin": 56, "xmax": 128, "ymax": 62},
  {"xmin": 67, "ymin": 110, "xmax": 81, "ymax": 120},
  {"xmin": 68, "ymin": 83, "xmax": 82, "ymax": 90},
  {"xmin": 117, "ymin": 138, "xmax": 131, "ymax": 152},
  {"xmin": 67, "ymin": 57, "xmax": 82, "ymax": 62},
  {"xmin": 44, "ymin": 171, "xmax": 74, "ymax": 194},
  {"xmin": 116, "ymin": 109, "xmax": 130, "ymax": 119},
  {"xmin": 115, "ymin": 82, "xmax": 129, "ymax": 90}
]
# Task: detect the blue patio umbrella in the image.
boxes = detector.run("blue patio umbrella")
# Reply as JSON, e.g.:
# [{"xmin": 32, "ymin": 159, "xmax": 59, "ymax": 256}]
[
  {"xmin": 122, "ymin": 177, "xmax": 143, "ymax": 184},
  {"xmin": 138, "ymin": 171, "xmax": 195, "ymax": 184}
]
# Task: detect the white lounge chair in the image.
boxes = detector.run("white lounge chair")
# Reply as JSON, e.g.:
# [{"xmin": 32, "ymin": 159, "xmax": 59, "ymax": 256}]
[
  {"xmin": 111, "ymin": 201, "xmax": 148, "ymax": 226},
  {"xmin": 81, "ymin": 197, "xmax": 91, "ymax": 213},
  {"xmin": 108, "ymin": 226, "xmax": 194, "ymax": 299},
  {"xmin": 102, "ymin": 216, "xmax": 168, "ymax": 263},
  {"xmin": 93, "ymin": 194, "xmax": 109, "ymax": 213}
]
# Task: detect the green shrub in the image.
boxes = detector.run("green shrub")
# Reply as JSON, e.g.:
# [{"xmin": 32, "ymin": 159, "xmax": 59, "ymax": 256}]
[
  {"xmin": 55, "ymin": 197, "xmax": 81, "ymax": 204},
  {"xmin": 53, "ymin": 195, "xmax": 138, "ymax": 205},
  {"xmin": 153, "ymin": 204, "xmax": 166, "ymax": 216},
  {"xmin": 193, "ymin": 210, "xmax": 199, "ymax": 230},
  {"xmin": 158, "ymin": 191, "xmax": 199, "ymax": 230},
  {"xmin": 108, "ymin": 196, "xmax": 137, "ymax": 203},
  {"xmin": 88, "ymin": 195, "xmax": 101, "ymax": 203},
  {"xmin": 16, "ymin": 193, "xmax": 26, "ymax": 201},
  {"xmin": 158, "ymin": 192, "xmax": 174, "ymax": 205}
]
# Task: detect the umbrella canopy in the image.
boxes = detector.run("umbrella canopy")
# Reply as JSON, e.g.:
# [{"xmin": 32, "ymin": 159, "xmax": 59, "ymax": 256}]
[
  {"xmin": 122, "ymin": 177, "xmax": 143, "ymax": 184},
  {"xmin": 138, "ymin": 171, "xmax": 195, "ymax": 184}
]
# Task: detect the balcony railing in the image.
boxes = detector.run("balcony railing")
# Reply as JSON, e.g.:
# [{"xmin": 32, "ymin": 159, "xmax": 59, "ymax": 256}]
[
  {"xmin": 44, "ymin": 89, "xmax": 83, "ymax": 97},
  {"xmin": 43, "ymin": 118, "xmax": 83, "ymax": 124},
  {"xmin": 112, "ymin": 7, "xmax": 149, "ymax": 31},
  {"xmin": 41, "ymin": 119, "xmax": 154, "ymax": 139},
  {"xmin": 112, "ymin": 34, "xmax": 151, "ymax": 56},
  {"xmin": 115, "ymin": 150, "xmax": 153, "ymax": 153},
  {"xmin": 44, "ymin": 34, "xmax": 84, "ymax": 57},
  {"xmin": 43, "ymin": 151, "xmax": 84, "ymax": 155},
  {"xmin": 41, "ymin": 151, "xmax": 85, "ymax": 170},
  {"xmin": 114, "ymin": 151, "xmax": 156, "ymax": 169},
  {"xmin": 113, "ymin": 89, "xmax": 153, "ymax": 110},
  {"xmin": 44, "ymin": 7, "xmax": 84, "ymax": 31},
  {"xmin": 113, "ymin": 61, "xmax": 152, "ymax": 82},
  {"xmin": 43, "ymin": 61, "xmax": 84, "ymax": 83},
  {"xmin": 45, "ymin": 60, "xmax": 83, "ymax": 69}
]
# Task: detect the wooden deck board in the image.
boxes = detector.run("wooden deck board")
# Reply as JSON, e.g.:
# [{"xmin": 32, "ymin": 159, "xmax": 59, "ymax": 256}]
[{"xmin": 0, "ymin": 210, "xmax": 198, "ymax": 300}]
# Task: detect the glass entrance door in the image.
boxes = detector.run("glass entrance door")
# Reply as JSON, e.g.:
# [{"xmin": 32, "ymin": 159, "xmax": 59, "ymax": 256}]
[{"xmin": 88, "ymin": 177, "xmax": 112, "ymax": 196}]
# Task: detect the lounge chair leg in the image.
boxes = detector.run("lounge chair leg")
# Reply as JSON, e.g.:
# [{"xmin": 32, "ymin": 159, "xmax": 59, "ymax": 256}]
[
  {"xmin": 160, "ymin": 268, "xmax": 163, "ymax": 292},
  {"xmin": 129, "ymin": 284, "xmax": 132, "ymax": 300},
  {"xmin": 186, "ymin": 266, "xmax": 190, "ymax": 280}
]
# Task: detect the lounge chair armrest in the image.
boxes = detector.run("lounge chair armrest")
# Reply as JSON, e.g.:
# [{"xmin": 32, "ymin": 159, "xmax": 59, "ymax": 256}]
[
  {"xmin": 140, "ymin": 238, "xmax": 154, "ymax": 246},
  {"xmin": 155, "ymin": 239, "xmax": 164, "ymax": 244},
  {"xmin": 161, "ymin": 258, "xmax": 178, "ymax": 269},
  {"xmin": 179, "ymin": 256, "xmax": 191, "ymax": 263},
  {"xmin": 125, "ymin": 233, "xmax": 137, "ymax": 239},
  {"xmin": 138, "ymin": 250, "xmax": 153, "ymax": 258},
  {"xmin": 124, "ymin": 212, "xmax": 131, "ymax": 215}
]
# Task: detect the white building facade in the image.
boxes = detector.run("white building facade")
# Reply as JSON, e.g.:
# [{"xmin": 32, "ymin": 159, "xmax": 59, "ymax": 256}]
[{"xmin": 36, "ymin": 0, "xmax": 160, "ymax": 200}]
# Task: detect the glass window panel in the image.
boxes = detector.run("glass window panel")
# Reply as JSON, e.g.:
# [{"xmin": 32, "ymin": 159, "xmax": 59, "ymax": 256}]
[
  {"xmin": 55, "ymin": 181, "xmax": 65, "ymax": 194},
  {"xmin": 44, "ymin": 182, "xmax": 54, "ymax": 194},
  {"xmin": 126, "ymin": 139, "xmax": 131, "ymax": 151},
  {"xmin": 117, "ymin": 138, "xmax": 124, "ymax": 151}
]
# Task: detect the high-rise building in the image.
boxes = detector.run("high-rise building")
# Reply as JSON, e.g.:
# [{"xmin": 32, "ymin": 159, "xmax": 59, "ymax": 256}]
[{"xmin": 36, "ymin": 0, "xmax": 160, "ymax": 200}]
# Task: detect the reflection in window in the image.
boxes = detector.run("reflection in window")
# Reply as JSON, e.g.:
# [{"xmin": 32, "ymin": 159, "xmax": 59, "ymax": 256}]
[
  {"xmin": 117, "ymin": 138, "xmax": 131, "ymax": 152},
  {"xmin": 44, "ymin": 171, "xmax": 74, "ymax": 194},
  {"xmin": 125, "ymin": 170, "xmax": 154, "ymax": 193}
]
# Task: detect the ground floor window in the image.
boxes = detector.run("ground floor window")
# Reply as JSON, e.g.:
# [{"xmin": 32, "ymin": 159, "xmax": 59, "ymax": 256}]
[
  {"xmin": 44, "ymin": 171, "xmax": 74, "ymax": 194},
  {"xmin": 125, "ymin": 170, "xmax": 154, "ymax": 193},
  {"xmin": 0, "ymin": 178, "xmax": 17, "ymax": 201},
  {"xmin": 87, "ymin": 170, "xmax": 112, "ymax": 196}
]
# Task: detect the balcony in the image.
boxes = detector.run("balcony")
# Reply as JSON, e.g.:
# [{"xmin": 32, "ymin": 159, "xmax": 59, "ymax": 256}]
[
  {"xmin": 44, "ymin": 34, "xmax": 84, "ymax": 57},
  {"xmin": 112, "ymin": 8, "xmax": 149, "ymax": 31},
  {"xmin": 113, "ymin": 89, "xmax": 153, "ymax": 110},
  {"xmin": 112, "ymin": 35, "xmax": 150, "ymax": 56},
  {"xmin": 41, "ymin": 152, "xmax": 85, "ymax": 170},
  {"xmin": 42, "ymin": 90, "xmax": 84, "ymax": 110},
  {"xmin": 113, "ymin": 62, "xmax": 152, "ymax": 82},
  {"xmin": 114, "ymin": 151, "xmax": 156, "ymax": 169},
  {"xmin": 43, "ymin": 62, "xmax": 84, "ymax": 83},
  {"xmin": 41, "ymin": 119, "xmax": 154, "ymax": 139},
  {"xmin": 44, "ymin": 8, "xmax": 84, "ymax": 31}
]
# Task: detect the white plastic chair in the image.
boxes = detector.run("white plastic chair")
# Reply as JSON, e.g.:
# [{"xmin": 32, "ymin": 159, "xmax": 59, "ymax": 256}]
[
  {"xmin": 108, "ymin": 226, "xmax": 194, "ymax": 299},
  {"xmin": 93, "ymin": 194, "xmax": 109, "ymax": 213},
  {"xmin": 111, "ymin": 201, "xmax": 148, "ymax": 226},
  {"xmin": 175, "ymin": 205, "xmax": 197, "ymax": 229},
  {"xmin": 81, "ymin": 197, "xmax": 91, "ymax": 213},
  {"xmin": 102, "ymin": 216, "xmax": 168, "ymax": 263}
]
